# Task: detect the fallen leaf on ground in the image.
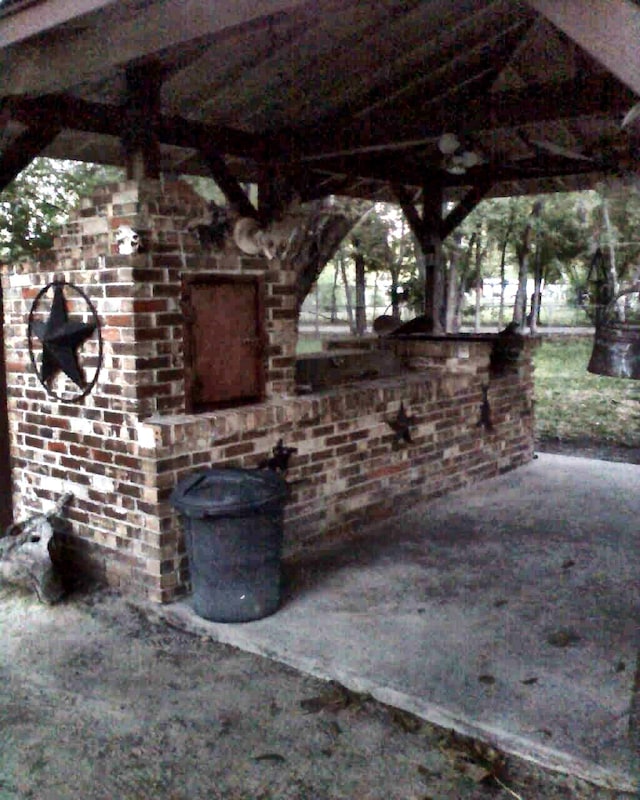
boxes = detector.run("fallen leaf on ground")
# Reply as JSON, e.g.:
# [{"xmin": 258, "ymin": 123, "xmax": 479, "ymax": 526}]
[
  {"xmin": 416, "ymin": 765, "xmax": 441, "ymax": 781},
  {"xmin": 440, "ymin": 730, "xmax": 507, "ymax": 784},
  {"xmin": 478, "ymin": 674, "xmax": 496, "ymax": 685},
  {"xmin": 521, "ymin": 677, "xmax": 538, "ymax": 685},
  {"xmin": 300, "ymin": 683, "xmax": 370, "ymax": 714},
  {"xmin": 253, "ymin": 753, "xmax": 286, "ymax": 763},
  {"xmin": 615, "ymin": 660, "xmax": 626, "ymax": 673},
  {"xmin": 561, "ymin": 559, "xmax": 575, "ymax": 570},
  {"xmin": 547, "ymin": 628, "xmax": 581, "ymax": 647},
  {"xmin": 390, "ymin": 707, "xmax": 422, "ymax": 732}
]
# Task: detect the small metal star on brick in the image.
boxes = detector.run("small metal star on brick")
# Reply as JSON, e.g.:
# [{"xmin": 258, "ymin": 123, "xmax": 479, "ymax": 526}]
[
  {"xmin": 386, "ymin": 401, "xmax": 415, "ymax": 444},
  {"xmin": 30, "ymin": 281, "xmax": 96, "ymax": 389}
]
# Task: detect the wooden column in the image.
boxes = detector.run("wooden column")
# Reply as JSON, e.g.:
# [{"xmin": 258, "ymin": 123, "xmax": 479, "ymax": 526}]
[
  {"xmin": 422, "ymin": 182, "xmax": 444, "ymax": 334},
  {"xmin": 394, "ymin": 182, "xmax": 444, "ymax": 333},
  {"xmin": 123, "ymin": 63, "xmax": 162, "ymax": 180}
]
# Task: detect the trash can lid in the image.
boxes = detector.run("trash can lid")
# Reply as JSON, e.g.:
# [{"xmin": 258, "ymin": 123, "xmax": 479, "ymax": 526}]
[{"xmin": 170, "ymin": 468, "xmax": 288, "ymax": 519}]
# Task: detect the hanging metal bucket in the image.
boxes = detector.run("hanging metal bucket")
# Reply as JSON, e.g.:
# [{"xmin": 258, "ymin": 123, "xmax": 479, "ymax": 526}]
[{"xmin": 587, "ymin": 286, "xmax": 640, "ymax": 379}]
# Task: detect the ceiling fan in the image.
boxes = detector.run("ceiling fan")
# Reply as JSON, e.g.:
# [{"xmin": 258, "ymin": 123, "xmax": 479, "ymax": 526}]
[{"xmin": 437, "ymin": 132, "xmax": 483, "ymax": 175}]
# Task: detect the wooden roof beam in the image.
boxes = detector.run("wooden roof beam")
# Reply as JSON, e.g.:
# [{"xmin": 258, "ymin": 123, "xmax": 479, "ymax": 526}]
[
  {"xmin": 280, "ymin": 74, "xmax": 635, "ymax": 162},
  {"xmin": 525, "ymin": 0, "xmax": 640, "ymax": 98},
  {"xmin": 3, "ymin": 94, "xmax": 266, "ymax": 159},
  {"xmin": 0, "ymin": 124, "xmax": 61, "ymax": 191},
  {"xmin": 441, "ymin": 180, "xmax": 494, "ymax": 240},
  {"xmin": 202, "ymin": 148, "xmax": 258, "ymax": 219}
]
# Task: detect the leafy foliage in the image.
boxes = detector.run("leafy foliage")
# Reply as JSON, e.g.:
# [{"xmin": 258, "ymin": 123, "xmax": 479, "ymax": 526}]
[{"xmin": 0, "ymin": 158, "xmax": 123, "ymax": 262}]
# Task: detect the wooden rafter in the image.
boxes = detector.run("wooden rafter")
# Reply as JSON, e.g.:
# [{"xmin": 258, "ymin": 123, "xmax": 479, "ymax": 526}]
[
  {"xmin": 278, "ymin": 74, "xmax": 635, "ymax": 163},
  {"xmin": 343, "ymin": 0, "xmax": 532, "ymax": 126},
  {"xmin": 202, "ymin": 148, "xmax": 258, "ymax": 219},
  {"xmin": 355, "ymin": 17, "xmax": 533, "ymax": 125},
  {"xmin": 4, "ymin": 94, "xmax": 265, "ymax": 159},
  {"xmin": 0, "ymin": 124, "xmax": 61, "ymax": 191},
  {"xmin": 0, "ymin": 0, "xmax": 314, "ymax": 96},
  {"xmin": 441, "ymin": 180, "xmax": 494, "ymax": 240},
  {"xmin": 393, "ymin": 184, "xmax": 426, "ymax": 245},
  {"xmin": 0, "ymin": 0, "xmax": 119, "ymax": 48},
  {"xmin": 394, "ymin": 179, "xmax": 493, "ymax": 241}
]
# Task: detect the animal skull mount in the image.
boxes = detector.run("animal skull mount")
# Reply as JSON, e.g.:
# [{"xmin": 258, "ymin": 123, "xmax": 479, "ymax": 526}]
[
  {"xmin": 115, "ymin": 225, "xmax": 143, "ymax": 255},
  {"xmin": 233, "ymin": 216, "xmax": 298, "ymax": 260}
]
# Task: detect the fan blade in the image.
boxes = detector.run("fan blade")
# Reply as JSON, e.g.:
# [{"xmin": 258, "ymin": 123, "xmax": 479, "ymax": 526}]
[
  {"xmin": 622, "ymin": 101, "xmax": 640, "ymax": 130},
  {"xmin": 530, "ymin": 139, "xmax": 594, "ymax": 162}
]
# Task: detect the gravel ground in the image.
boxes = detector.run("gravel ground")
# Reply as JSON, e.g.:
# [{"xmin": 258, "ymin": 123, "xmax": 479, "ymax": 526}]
[{"xmin": 1, "ymin": 586, "xmax": 636, "ymax": 800}]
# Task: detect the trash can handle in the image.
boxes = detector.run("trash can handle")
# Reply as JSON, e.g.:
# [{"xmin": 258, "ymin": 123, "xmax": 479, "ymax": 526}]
[{"xmin": 179, "ymin": 472, "xmax": 208, "ymax": 496}]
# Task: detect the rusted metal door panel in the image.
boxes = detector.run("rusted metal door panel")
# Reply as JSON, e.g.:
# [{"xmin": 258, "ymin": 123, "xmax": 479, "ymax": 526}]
[
  {"xmin": 183, "ymin": 275, "xmax": 265, "ymax": 411},
  {"xmin": 0, "ymin": 282, "xmax": 12, "ymax": 529}
]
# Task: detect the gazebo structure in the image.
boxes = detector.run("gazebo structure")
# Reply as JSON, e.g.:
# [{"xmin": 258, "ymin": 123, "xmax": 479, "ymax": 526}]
[{"xmin": 1, "ymin": 0, "xmax": 639, "ymax": 600}]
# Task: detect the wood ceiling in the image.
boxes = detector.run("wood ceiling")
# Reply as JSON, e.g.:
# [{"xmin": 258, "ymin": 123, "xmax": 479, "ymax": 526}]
[{"xmin": 1, "ymin": 0, "xmax": 639, "ymax": 203}]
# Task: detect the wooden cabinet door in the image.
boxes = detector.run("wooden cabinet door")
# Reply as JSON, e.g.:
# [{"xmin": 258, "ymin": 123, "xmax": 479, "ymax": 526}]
[{"xmin": 183, "ymin": 275, "xmax": 265, "ymax": 411}]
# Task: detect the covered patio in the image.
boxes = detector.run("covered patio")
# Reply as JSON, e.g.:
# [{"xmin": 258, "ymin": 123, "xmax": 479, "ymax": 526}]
[
  {"xmin": 1, "ymin": 1, "xmax": 639, "ymax": 794},
  {"xmin": 158, "ymin": 453, "xmax": 640, "ymax": 793}
]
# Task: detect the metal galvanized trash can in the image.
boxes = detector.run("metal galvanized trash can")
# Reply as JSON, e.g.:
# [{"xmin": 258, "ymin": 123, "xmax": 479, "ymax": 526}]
[{"xmin": 170, "ymin": 468, "xmax": 288, "ymax": 623}]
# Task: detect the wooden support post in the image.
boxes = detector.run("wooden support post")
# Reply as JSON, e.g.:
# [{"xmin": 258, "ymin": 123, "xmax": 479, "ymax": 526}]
[
  {"xmin": 0, "ymin": 124, "xmax": 61, "ymax": 192},
  {"xmin": 393, "ymin": 182, "xmax": 444, "ymax": 333},
  {"xmin": 354, "ymin": 244, "xmax": 367, "ymax": 336},
  {"xmin": 123, "ymin": 63, "xmax": 162, "ymax": 181},
  {"xmin": 422, "ymin": 181, "xmax": 444, "ymax": 334},
  {"xmin": 441, "ymin": 180, "xmax": 493, "ymax": 241},
  {"xmin": 203, "ymin": 148, "xmax": 258, "ymax": 219}
]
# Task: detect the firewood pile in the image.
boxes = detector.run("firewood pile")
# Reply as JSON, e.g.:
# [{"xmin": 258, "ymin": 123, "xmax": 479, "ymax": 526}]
[{"xmin": 0, "ymin": 493, "xmax": 72, "ymax": 604}]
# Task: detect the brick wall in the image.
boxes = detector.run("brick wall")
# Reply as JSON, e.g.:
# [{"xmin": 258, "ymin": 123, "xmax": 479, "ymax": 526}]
[
  {"xmin": 2, "ymin": 178, "xmax": 535, "ymax": 602},
  {"xmin": 2, "ymin": 179, "xmax": 299, "ymax": 596},
  {"xmin": 133, "ymin": 338, "xmax": 535, "ymax": 601}
]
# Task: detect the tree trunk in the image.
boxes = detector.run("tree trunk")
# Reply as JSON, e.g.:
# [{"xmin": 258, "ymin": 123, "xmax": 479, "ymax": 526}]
[
  {"xmin": 473, "ymin": 230, "xmax": 484, "ymax": 333},
  {"xmin": 286, "ymin": 197, "xmax": 371, "ymax": 312},
  {"xmin": 513, "ymin": 202, "xmax": 542, "ymax": 327},
  {"xmin": 371, "ymin": 272, "xmax": 379, "ymax": 320},
  {"xmin": 529, "ymin": 233, "xmax": 543, "ymax": 334},
  {"xmin": 354, "ymin": 249, "xmax": 367, "ymax": 335},
  {"xmin": 513, "ymin": 234, "xmax": 530, "ymax": 328},
  {"xmin": 339, "ymin": 253, "xmax": 355, "ymax": 332},
  {"xmin": 445, "ymin": 233, "xmax": 462, "ymax": 333},
  {"xmin": 498, "ymin": 210, "xmax": 514, "ymax": 329},
  {"xmin": 601, "ymin": 196, "xmax": 620, "ymax": 319},
  {"xmin": 454, "ymin": 231, "xmax": 476, "ymax": 331},
  {"xmin": 330, "ymin": 261, "xmax": 339, "ymax": 323},
  {"xmin": 390, "ymin": 265, "xmax": 402, "ymax": 322}
]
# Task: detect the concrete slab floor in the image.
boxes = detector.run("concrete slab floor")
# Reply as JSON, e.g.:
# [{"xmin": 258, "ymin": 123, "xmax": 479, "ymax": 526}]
[{"xmin": 155, "ymin": 454, "xmax": 640, "ymax": 794}]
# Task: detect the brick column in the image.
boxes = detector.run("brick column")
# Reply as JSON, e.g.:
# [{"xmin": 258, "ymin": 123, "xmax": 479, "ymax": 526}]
[{"xmin": 2, "ymin": 178, "xmax": 299, "ymax": 600}]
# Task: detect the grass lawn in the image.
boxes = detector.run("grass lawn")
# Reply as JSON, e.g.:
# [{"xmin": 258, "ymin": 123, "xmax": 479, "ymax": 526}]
[
  {"xmin": 534, "ymin": 337, "xmax": 640, "ymax": 447},
  {"xmin": 296, "ymin": 337, "xmax": 323, "ymax": 354}
]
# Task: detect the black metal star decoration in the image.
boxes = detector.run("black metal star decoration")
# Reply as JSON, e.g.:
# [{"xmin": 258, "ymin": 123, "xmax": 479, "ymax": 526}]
[
  {"xmin": 386, "ymin": 401, "xmax": 415, "ymax": 444},
  {"xmin": 28, "ymin": 278, "xmax": 102, "ymax": 401}
]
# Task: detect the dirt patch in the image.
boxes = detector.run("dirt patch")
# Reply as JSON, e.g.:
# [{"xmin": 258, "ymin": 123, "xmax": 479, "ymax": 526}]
[{"xmin": 1, "ymin": 586, "xmax": 635, "ymax": 800}]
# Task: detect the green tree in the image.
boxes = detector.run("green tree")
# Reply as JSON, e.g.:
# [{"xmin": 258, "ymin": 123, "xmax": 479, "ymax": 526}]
[{"xmin": 0, "ymin": 158, "xmax": 123, "ymax": 262}]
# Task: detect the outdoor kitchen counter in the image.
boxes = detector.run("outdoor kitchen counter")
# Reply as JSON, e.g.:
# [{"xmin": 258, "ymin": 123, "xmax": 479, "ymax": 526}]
[{"xmin": 140, "ymin": 337, "xmax": 534, "ymax": 570}]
